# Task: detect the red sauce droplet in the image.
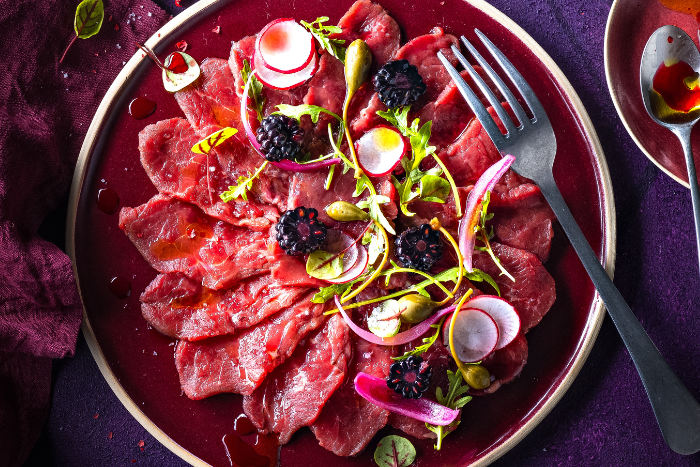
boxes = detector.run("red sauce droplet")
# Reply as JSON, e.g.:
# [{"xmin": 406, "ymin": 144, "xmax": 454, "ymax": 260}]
[
  {"xmin": 234, "ymin": 414, "xmax": 257, "ymax": 436},
  {"xmin": 222, "ymin": 434, "xmax": 270, "ymax": 467},
  {"xmin": 165, "ymin": 52, "xmax": 188, "ymax": 74},
  {"xmin": 129, "ymin": 97, "xmax": 156, "ymax": 120},
  {"xmin": 97, "ymin": 188, "xmax": 119, "ymax": 214},
  {"xmin": 109, "ymin": 276, "xmax": 131, "ymax": 299},
  {"xmin": 652, "ymin": 59, "xmax": 700, "ymax": 112},
  {"xmin": 668, "ymin": 36, "xmax": 674, "ymax": 43}
]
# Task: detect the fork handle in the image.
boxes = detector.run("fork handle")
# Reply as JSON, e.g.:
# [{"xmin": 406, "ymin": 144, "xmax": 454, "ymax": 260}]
[{"xmin": 538, "ymin": 173, "xmax": 700, "ymax": 455}]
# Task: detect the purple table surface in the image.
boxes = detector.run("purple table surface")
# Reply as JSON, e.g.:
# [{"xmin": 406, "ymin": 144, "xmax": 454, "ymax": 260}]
[{"xmin": 23, "ymin": 0, "xmax": 700, "ymax": 466}]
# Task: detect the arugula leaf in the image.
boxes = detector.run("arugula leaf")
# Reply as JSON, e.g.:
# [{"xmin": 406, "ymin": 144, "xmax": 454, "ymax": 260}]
[
  {"xmin": 301, "ymin": 16, "xmax": 347, "ymax": 63},
  {"xmin": 274, "ymin": 104, "xmax": 342, "ymax": 124},
  {"xmin": 374, "ymin": 435, "xmax": 416, "ymax": 467},
  {"xmin": 419, "ymin": 174, "xmax": 451, "ymax": 203},
  {"xmin": 465, "ymin": 267, "xmax": 501, "ymax": 296},
  {"xmin": 241, "ymin": 59, "xmax": 265, "ymax": 122},
  {"xmin": 392, "ymin": 321, "xmax": 443, "ymax": 361},
  {"xmin": 306, "ymin": 250, "xmax": 344, "ymax": 280},
  {"xmin": 354, "ymin": 174, "xmax": 396, "ymax": 234},
  {"xmin": 60, "ymin": 0, "xmax": 104, "ymax": 63},
  {"xmin": 220, "ymin": 161, "xmax": 268, "ymax": 202},
  {"xmin": 425, "ymin": 370, "xmax": 472, "ymax": 450}
]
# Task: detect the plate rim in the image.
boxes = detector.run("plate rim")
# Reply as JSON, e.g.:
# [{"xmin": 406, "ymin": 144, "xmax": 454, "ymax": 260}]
[
  {"xmin": 604, "ymin": 0, "xmax": 690, "ymax": 188},
  {"xmin": 66, "ymin": 0, "xmax": 616, "ymax": 466}
]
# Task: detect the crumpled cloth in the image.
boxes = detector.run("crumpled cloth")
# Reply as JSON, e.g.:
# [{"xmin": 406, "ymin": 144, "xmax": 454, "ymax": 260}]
[{"xmin": 0, "ymin": 0, "xmax": 168, "ymax": 465}]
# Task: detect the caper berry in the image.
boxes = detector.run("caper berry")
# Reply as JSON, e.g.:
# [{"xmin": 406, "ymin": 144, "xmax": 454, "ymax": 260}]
[
  {"xmin": 461, "ymin": 364, "xmax": 491, "ymax": 390},
  {"xmin": 344, "ymin": 39, "xmax": 373, "ymax": 98},
  {"xmin": 398, "ymin": 294, "xmax": 437, "ymax": 324},
  {"xmin": 325, "ymin": 201, "xmax": 370, "ymax": 222}
]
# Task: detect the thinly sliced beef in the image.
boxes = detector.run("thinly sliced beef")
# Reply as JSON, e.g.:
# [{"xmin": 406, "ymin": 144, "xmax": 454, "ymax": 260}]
[
  {"xmin": 243, "ymin": 314, "xmax": 351, "ymax": 444},
  {"xmin": 139, "ymin": 118, "xmax": 279, "ymax": 231},
  {"xmin": 352, "ymin": 28, "xmax": 459, "ymax": 135},
  {"xmin": 332, "ymin": 0, "xmax": 401, "ymax": 69},
  {"xmin": 310, "ymin": 337, "xmax": 394, "ymax": 456},
  {"xmin": 140, "ymin": 273, "xmax": 308, "ymax": 341},
  {"xmin": 175, "ymin": 58, "xmax": 244, "ymax": 138},
  {"xmin": 119, "ymin": 194, "xmax": 272, "ymax": 290},
  {"xmin": 269, "ymin": 244, "xmax": 329, "ymax": 289},
  {"xmin": 470, "ymin": 332, "xmax": 528, "ymax": 396},
  {"xmin": 472, "ymin": 242, "xmax": 556, "ymax": 333},
  {"xmin": 491, "ymin": 206, "xmax": 555, "ymax": 263},
  {"xmin": 175, "ymin": 291, "xmax": 326, "ymax": 399}
]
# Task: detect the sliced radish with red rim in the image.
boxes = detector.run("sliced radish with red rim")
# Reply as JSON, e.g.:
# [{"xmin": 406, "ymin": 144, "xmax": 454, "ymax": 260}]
[
  {"xmin": 322, "ymin": 230, "xmax": 368, "ymax": 284},
  {"xmin": 253, "ymin": 49, "xmax": 318, "ymax": 91},
  {"xmin": 256, "ymin": 19, "xmax": 315, "ymax": 74},
  {"xmin": 466, "ymin": 295, "xmax": 520, "ymax": 350},
  {"xmin": 356, "ymin": 125, "xmax": 406, "ymax": 177},
  {"xmin": 442, "ymin": 307, "xmax": 499, "ymax": 363}
]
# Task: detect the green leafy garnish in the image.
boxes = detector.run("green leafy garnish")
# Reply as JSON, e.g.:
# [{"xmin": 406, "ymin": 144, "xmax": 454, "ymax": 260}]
[
  {"xmin": 274, "ymin": 104, "xmax": 342, "ymax": 124},
  {"xmin": 426, "ymin": 370, "xmax": 472, "ymax": 450},
  {"xmin": 60, "ymin": 0, "xmax": 105, "ymax": 64},
  {"xmin": 241, "ymin": 59, "xmax": 266, "ymax": 122},
  {"xmin": 306, "ymin": 250, "xmax": 344, "ymax": 280},
  {"xmin": 354, "ymin": 174, "xmax": 395, "ymax": 234},
  {"xmin": 301, "ymin": 16, "xmax": 347, "ymax": 63},
  {"xmin": 314, "ymin": 272, "xmax": 369, "ymax": 304},
  {"xmin": 419, "ymin": 174, "xmax": 451, "ymax": 203},
  {"xmin": 392, "ymin": 319, "xmax": 444, "ymax": 361},
  {"xmin": 220, "ymin": 161, "xmax": 269, "ymax": 202},
  {"xmin": 363, "ymin": 224, "xmax": 386, "ymax": 265},
  {"xmin": 465, "ymin": 267, "xmax": 501, "ymax": 296},
  {"xmin": 373, "ymin": 435, "xmax": 416, "ymax": 467},
  {"xmin": 367, "ymin": 300, "xmax": 402, "ymax": 338},
  {"xmin": 474, "ymin": 191, "xmax": 515, "ymax": 282}
]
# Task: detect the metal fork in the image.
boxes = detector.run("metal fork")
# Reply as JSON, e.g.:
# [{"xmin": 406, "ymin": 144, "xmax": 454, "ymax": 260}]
[{"xmin": 438, "ymin": 30, "xmax": 700, "ymax": 455}]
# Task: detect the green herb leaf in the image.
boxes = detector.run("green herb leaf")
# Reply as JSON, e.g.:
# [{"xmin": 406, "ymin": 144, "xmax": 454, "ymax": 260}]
[
  {"xmin": 241, "ymin": 59, "xmax": 266, "ymax": 122},
  {"xmin": 306, "ymin": 250, "xmax": 344, "ymax": 280},
  {"xmin": 301, "ymin": 17, "xmax": 347, "ymax": 63},
  {"xmin": 313, "ymin": 282, "xmax": 352, "ymax": 303},
  {"xmin": 363, "ymin": 224, "xmax": 386, "ymax": 265},
  {"xmin": 354, "ymin": 175, "xmax": 396, "ymax": 234},
  {"xmin": 419, "ymin": 174, "xmax": 450, "ymax": 203},
  {"xmin": 426, "ymin": 370, "xmax": 472, "ymax": 450},
  {"xmin": 191, "ymin": 127, "xmax": 238, "ymax": 154},
  {"xmin": 377, "ymin": 106, "xmax": 410, "ymax": 134},
  {"xmin": 374, "ymin": 435, "xmax": 416, "ymax": 467},
  {"xmin": 274, "ymin": 104, "xmax": 342, "ymax": 124},
  {"xmin": 74, "ymin": 0, "xmax": 104, "ymax": 38},
  {"xmin": 465, "ymin": 267, "xmax": 501, "ymax": 296},
  {"xmin": 220, "ymin": 161, "xmax": 268, "ymax": 202}
]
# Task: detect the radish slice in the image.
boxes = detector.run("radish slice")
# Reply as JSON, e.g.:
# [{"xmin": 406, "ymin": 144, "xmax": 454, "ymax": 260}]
[
  {"xmin": 354, "ymin": 372, "xmax": 459, "ymax": 426},
  {"xmin": 327, "ymin": 246, "xmax": 368, "ymax": 284},
  {"xmin": 356, "ymin": 125, "xmax": 406, "ymax": 177},
  {"xmin": 335, "ymin": 295, "xmax": 456, "ymax": 346},
  {"xmin": 466, "ymin": 295, "xmax": 521, "ymax": 350},
  {"xmin": 256, "ymin": 19, "xmax": 315, "ymax": 74},
  {"xmin": 442, "ymin": 307, "xmax": 498, "ymax": 363},
  {"xmin": 253, "ymin": 48, "xmax": 318, "ymax": 90},
  {"xmin": 240, "ymin": 74, "xmax": 340, "ymax": 172},
  {"xmin": 322, "ymin": 230, "xmax": 359, "ymax": 273},
  {"xmin": 458, "ymin": 155, "xmax": 515, "ymax": 272}
]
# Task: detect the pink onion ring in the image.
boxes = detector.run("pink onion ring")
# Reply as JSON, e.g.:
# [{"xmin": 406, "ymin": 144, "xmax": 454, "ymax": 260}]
[
  {"xmin": 458, "ymin": 155, "xmax": 515, "ymax": 272},
  {"xmin": 240, "ymin": 74, "xmax": 341, "ymax": 172},
  {"xmin": 335, "ymin": 295, "xmax": 456, "ymax": 346},
  {"xmin": 354, "ymin": 372, "xmax": 459, "ymax": 425}
]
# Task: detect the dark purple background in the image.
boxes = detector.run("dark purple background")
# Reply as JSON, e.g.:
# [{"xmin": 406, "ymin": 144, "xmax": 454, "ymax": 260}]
[{"xmin": 22, "ymin": 0, "xmax": 700, "ymax": 466}]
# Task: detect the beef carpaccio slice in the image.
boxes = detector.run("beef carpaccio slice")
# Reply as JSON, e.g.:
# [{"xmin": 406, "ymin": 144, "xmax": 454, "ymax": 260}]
[
  {"xmin": 140, "ymin": 273, "xmax": 308, "ymax": 341},
  {"xmin": 175, "ymin": 291, "xmax": 326, "ymax": 399},
  {"xmin": 472, "ymin": 242, "xmax": 556, "ymax": 333},
  {"xmin": 310, "ymin": 337, "xmax": 394, "ymax": 456},
  {"xmin": 242, "ymin": 314, "xmax": 351, "ymax": 444},
  {"xmin": 138, "ymin": 117, "xmax": 278, "ymax": 231},
  {"xmin": 470, "ymin": 332, "xmax": 529, "ymax": 396},
  {"xmin": 118, "ymin": 194, "xmax": 272, "ymax": 290}
]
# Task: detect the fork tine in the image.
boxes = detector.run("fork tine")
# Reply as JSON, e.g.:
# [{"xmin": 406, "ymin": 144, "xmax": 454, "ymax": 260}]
[
  {"xmin": 450, "ymin": 45, "xmax": 518, "ymax": 136},
  {"xmin": 437, "ymin": 51, "xmax": 505, "ymax": 147},
  {"xmin": 475, "ymin": 29, "xmax": 548, "ymax": 122},
  {"xmin": 459, "ymin": 36, "xmax": 530, "ymax": 128}
]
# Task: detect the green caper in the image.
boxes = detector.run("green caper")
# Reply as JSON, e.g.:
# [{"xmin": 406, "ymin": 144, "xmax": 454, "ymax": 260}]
[
  {"xmin": 398, "ymin": 294, "xmax": 437, "ymax": 324},
  {"xmin": 325, "ymin": 201, "xmax": 370, "ymax": 222},
  {"xmin": 461, "ymin": 364, "xmax": 491, "ymax": 390},
  {"xmin": 344, "ymin": 39, "xmax": 373, "ymax": 99}
]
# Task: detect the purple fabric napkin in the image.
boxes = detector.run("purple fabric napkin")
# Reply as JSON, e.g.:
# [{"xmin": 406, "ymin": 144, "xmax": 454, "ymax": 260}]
[{"xmin": 0, "ymin": 1, "xmax": 168, "ymax": 465}]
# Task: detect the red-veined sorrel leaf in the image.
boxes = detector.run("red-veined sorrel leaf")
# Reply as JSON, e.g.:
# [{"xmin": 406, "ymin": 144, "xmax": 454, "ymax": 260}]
[
  {"xmin": 373, "ymin": 435, "xmax": 416, "ymax": 467},
  {"xmin": 60, "ymin": 0, "xmax": 104, "ymax": 63}
]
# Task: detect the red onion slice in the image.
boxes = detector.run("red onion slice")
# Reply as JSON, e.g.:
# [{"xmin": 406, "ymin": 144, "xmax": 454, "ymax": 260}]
[
  {"xmin": 458, "ymin": 155, "xmax": 515, "ymax": 272},
  {"xmin": 240, "ymin": 74, "xmax": 341, "ymax": 172},
  {"xmin": 354, "ymin": 372, "xmax": 459, "ymax": 426},
  {"xmin": 335, "ymin": 295, "xmax": 456, "ymax": 346}
]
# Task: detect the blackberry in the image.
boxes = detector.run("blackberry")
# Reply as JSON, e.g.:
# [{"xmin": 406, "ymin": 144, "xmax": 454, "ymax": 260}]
[
  {"xmin": 394, "ymin": 224, "xmax": 442, "ymax": 272},
  {"xmin": 373, "ymin": 60, "xmax": 427, "ymax": 108},
  {"xmin": 255, "ymin": 115, "xmax": 304, "ymax": 162},
  {"xmin": 386, "ymin": 356, "xmax": 432, "ymax": 399},
  {"xmin": 276, "ymin": 207, "xmax": 327, "ymax": 255}
]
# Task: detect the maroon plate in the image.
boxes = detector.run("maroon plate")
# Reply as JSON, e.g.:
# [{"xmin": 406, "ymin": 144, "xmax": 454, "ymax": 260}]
[
  {"xmin": 605, "ymin": 0, "xmax": 700, "ymax": 187},
  {"xmin": 67, "ymin": 0, "xmax": 615, "ymax": 466}
]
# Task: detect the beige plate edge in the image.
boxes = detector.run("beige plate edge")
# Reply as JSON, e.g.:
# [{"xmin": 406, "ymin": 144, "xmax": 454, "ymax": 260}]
[
  {"xmin": 66, "ymin": 0, "xmax": 616, "ymax": 466},
  {"xmin": 604, "ymin": 0, "xmax": 690, "ymax": 188}
]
